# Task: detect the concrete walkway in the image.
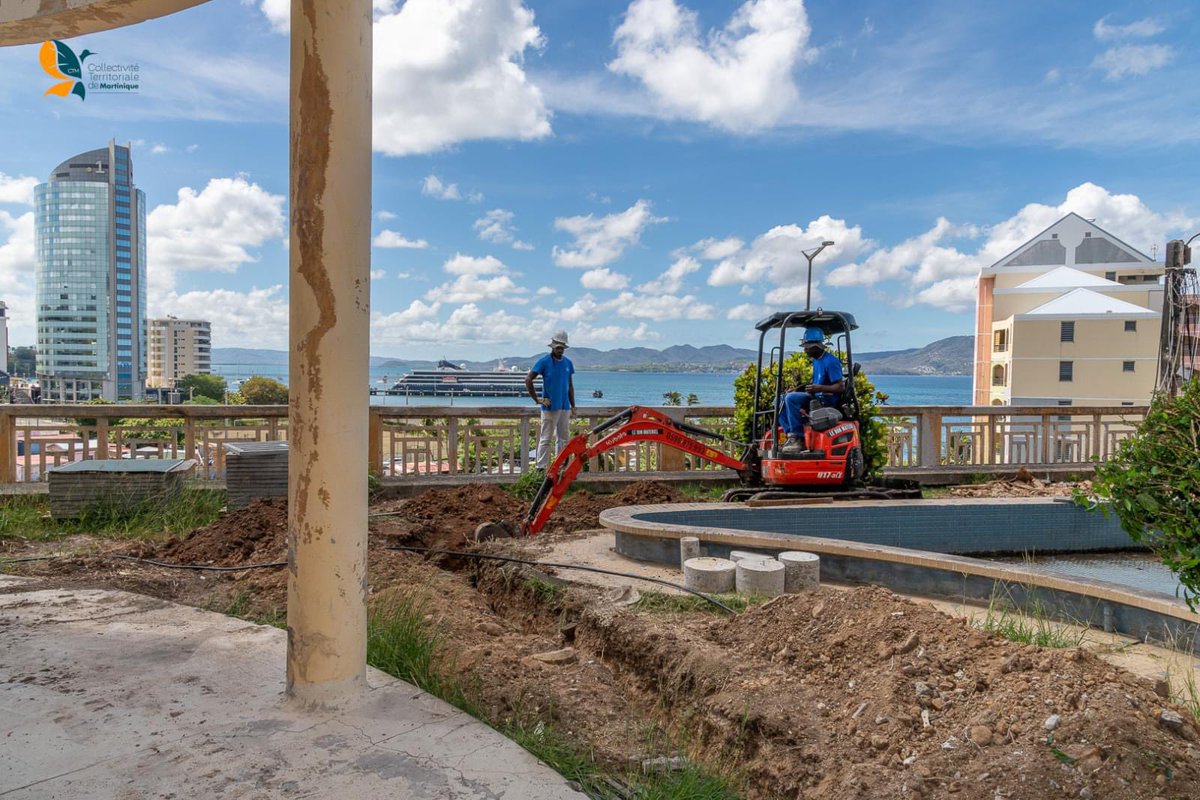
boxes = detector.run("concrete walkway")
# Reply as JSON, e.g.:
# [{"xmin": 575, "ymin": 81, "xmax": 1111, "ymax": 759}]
[{"xmin": 0, "ymin": 576, "xmax": 580, "ymax": 799}]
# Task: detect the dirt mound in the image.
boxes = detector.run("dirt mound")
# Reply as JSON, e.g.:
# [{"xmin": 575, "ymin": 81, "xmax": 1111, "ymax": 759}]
[
  {"xmin": 548, "ymin": 481, "xmax": 688, "ymax": 533},
  {"xmin": 155, "ymin": 498, "xmax": 288, "ymax": 566},
  {"xmin": 951, "ymin": 467, "xmax": 1089, "ymax": 498},
  {"xmin": 577, "ymin": 585, "xmax": 1200, "ymax": 799},
  {"xmin": 373, "ymin": 484, "xmax": 526, "ymax": 550}
]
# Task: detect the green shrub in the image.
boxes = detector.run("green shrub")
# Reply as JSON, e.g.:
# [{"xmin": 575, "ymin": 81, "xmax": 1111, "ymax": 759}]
[
  {"xmin": 1082, "ymin": 379, "xmax": 1200, "ymax": 608},
  {"xmin": 732, "ymin": 351, "xmax": 889, "ymax": 474},
  {"xmin": 508, "ymin": 467, "xmax": 546, "ymax": 501}
]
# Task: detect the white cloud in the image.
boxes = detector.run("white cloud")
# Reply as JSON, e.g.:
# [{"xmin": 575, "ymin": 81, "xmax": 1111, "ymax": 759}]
[
  {"xmin": 707, "ymin": 215, "xmax": 870, "ymax": 288},
  {"xmin": 608, "ymin": 0, "xmax": 814, "ymax": 131},
  {"xmin": 692, "ymin": 236, "xmax": 744, "ymax": 260},
  {"xmin": 580, "ymin": 268, "xmax": 630, "ymax": 290},
  {"xmin": 376, "ymin": 210, "xmax": 397, "ymax": 221},
  {"xmin": 370, "ymin": 269, "xmax": 387, "ymax": 280},
  {"xmin": 373, "ymin": 0, "xmax": 552, "ymax": 156},
  {"xmin": 574, "ymin": 321, "xmax": 658, "ymax": 343},
  {"xmin": 0, "ymin": 173, "xmax": 38, "ymax": 205},
  {"xmin": 395, "ymin": 271, "xmax": 412, "ymax": 279},
  {"xmin": 474, "ymin": 208, "xmax": 533, "ymax": 250},
  {"xmin": 156, "ymin": 285, "xmax": 289, "ymax": 349},
  {"xmin": 372, "ymin": 301, "xmax": 532, "ymax": 346},
  {"xmin": 637, "ymin": 255, "xmax": 700, "ymax": 294},
  {"xmin": 1092, "ymin": 44, "xmax": 1173, "ymax": 79},
  {"xmin": 535, "ymin": 286, "xmax": 557, "ymax": 296},
  {"xmin": 727, "ymin": 303, "xmax": 769, "ymax": 321},
  {"xmin": 425, "ymin": 252, "xmax": 527, "ymax": 303},
  {"xmin": 147, "ymin": 176, "xmax": 287, "ymax": 291},
  {"xmin": 426, "ymin": 274, "xmax": 527, "ymax": 304},
  {"xmin": 552, "ymin": 199, "xmax": 666, "ymax": 268},
  {"xmin": 443, "ymin": 253, "xmax": 507, "ymax": 275},
  {"xmin": 1093, "ymin": 16, "xmax": 1164, "ymax": 41},
  {"xmin": 373, "ymin": 230, "xmax": 430, "ymax": 249},
  {"xmin": 150, "ymin": 143, "xmax": 170, "ymax": 155},
  {"xmin": 824, "ymin": 182, "xmax": 1195, "ymax": 313},
  {"xmin": 611, "ymin": 291, "xmax": 715, "ymax": 320},
  {"xmin": 185, "ymin": 144, "xmax": 200, "ymax": 154},
  {"xmin": 421, "ymin": 175, "xmax": 461, "ymax": 200},
  {"xmin": 0, "ymin": 211, "xmax": 35, "ymax": 282},
  {"xmin": 257, "ymin": 0, "xmax": 290, "ymax": 34}
]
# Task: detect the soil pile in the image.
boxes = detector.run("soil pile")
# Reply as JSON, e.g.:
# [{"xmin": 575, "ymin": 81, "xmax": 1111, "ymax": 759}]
[
  {"xmin": 155, "ymin": 498, "xmax": 288, "ymax": 565},
  {"xmin": 577, "ymin": 585, "xmax": 1200, "ymax": 799},
  {"xmin": 376, "ymin": 485, "xmax": 526, "ymax": 549},
  {"xmin": 950, "ymin": 467, "xmax": 1089, "ymax": 498},
  {"xmin": 548, "ymin": 480, "xmax": 688, "ymax": 533}
]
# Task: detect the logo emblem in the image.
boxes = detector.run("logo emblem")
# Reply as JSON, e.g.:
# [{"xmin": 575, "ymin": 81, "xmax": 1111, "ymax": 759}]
[{"xmin": 40, "ymin": 40, "xmax": 94, "ymax": 100}]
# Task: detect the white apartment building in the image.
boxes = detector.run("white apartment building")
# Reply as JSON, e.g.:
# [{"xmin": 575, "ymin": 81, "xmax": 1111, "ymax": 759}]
[
  {"xmin": 147, "ymin": 317, "xmax": 212, "ymax": 388},
  {"xmin": 973, "ymin": 213, "xmax": 1163, "ymax": 407}
]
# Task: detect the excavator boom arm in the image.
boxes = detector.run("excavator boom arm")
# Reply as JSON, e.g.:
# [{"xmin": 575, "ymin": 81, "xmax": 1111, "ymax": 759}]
[{"xmin": 522, "ymin": 406, "xmax": 748, "ymax": 535}]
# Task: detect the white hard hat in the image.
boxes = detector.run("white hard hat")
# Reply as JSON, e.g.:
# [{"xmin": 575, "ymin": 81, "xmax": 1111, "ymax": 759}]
[{"xmin": 549, "ymin": 330, "xmax": 569, "ymax": 348}]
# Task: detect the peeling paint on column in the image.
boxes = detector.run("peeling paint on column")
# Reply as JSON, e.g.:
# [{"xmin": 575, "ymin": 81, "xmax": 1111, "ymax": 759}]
[{"xmin": 291, "ymin": 0, "xmax": 335, "ymax": 546}]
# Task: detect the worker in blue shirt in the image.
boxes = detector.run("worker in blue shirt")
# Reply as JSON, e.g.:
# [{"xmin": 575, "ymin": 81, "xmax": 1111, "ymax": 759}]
[
  {"xmin": 779, "ymin": 327, "xmax": 844, "ymax": 453},
  {"xmin": 525, "ymin": 330, "xmax": 576, "ymax": 469}
]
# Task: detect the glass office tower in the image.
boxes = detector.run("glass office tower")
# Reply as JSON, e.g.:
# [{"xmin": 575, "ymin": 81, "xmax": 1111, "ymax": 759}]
[{"xmin": 35, "ymin": 141, "xmax": 147, "ymax": 401}]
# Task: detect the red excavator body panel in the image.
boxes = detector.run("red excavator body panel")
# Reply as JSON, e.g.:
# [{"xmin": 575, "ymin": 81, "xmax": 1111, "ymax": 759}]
[{"xmin": 759, "ymin": 420, "xmax": 861, "ymax": 487}]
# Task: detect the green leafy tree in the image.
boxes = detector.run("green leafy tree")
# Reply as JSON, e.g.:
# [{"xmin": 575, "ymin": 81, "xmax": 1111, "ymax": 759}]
[
  {"xmin": 239, "ymin": 376, "xmax": 289, "ymax": 405},
  {"xmin": 74, "ymin": 397, "xmax": 122, "ymax": 436},
  {"xmin": 686, "ymin": 393, "xmax": 700, "ymax": 406},
  {"xmin": 9, "ymin": 346, "xmax": 36, "ymax": 376},
  {"xmin": 732, "ymin": 351, "xmax": 889, "ymax": 475},
  {"xmin": 177, "ymin": 373, "xmax": 227, "ymax": 402},
  {"xmin": 182, "ymin": 395, "xmax": 219, "ymax": 406},
  {"xmin": 1082, "ymin": 379, "xmax": 1200, "ymax": 608},
  {"xmin": 662, "ymin": 391, "xmax": 683, "ymax": 406}
]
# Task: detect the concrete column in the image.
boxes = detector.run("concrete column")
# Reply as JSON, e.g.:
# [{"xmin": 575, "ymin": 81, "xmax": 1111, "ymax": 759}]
[{"xmin": 286, "ymin": 0, "xmax": 372, "ymax": 706}]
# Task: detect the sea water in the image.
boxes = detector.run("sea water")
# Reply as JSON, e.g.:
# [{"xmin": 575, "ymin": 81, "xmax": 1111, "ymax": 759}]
[{"xmin": 212, "ymin": 363, "xmax": 972, "ymax": 407}]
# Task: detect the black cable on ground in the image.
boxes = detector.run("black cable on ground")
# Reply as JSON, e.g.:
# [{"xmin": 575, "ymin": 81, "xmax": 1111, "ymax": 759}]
[
  {"xmin": 385, "ymin": 544, "xmax": 739, "ymax": 615},
  {"xmin": 0, "ymin": 555, "xmax": 61, "ymax": 565},
  {"xmin": 109, "ymin": 554, "xmax": 287, "ymax": 572}
]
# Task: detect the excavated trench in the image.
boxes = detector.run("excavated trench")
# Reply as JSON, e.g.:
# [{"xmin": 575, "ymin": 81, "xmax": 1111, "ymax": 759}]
[{"xmin": 4, "ymin": 483, "xmax": 1200, "ymax": 800}]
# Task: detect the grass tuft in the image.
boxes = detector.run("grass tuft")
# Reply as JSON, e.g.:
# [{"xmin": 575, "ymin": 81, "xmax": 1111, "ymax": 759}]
[
  {"xmin": 975, "ymin": 583, "xmax": 1088, "ymax": 649},
  {"xmin": 633, "ymin": 590, "xmax": 766, "ymax": 615},
  {"xmin": 0, "ymin": 488, "xmax": 225, "ymax": 541}
]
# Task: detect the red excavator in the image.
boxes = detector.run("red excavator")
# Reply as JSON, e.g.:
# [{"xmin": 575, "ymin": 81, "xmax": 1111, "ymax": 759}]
[{"xmin": 519, "ymin": 309, "xmax": 919, "ymax": 536}]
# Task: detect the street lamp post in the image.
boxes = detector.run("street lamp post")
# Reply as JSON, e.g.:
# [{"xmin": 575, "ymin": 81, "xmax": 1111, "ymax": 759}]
[{"xmin": 803, "ymin": 240, "xmax": 836, "ymax": 311}]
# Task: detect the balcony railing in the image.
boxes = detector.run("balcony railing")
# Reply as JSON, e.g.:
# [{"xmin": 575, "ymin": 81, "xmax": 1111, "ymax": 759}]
[{"xmin": 0, "ymin": 404, "xmax": 1150, "ymax": 484}]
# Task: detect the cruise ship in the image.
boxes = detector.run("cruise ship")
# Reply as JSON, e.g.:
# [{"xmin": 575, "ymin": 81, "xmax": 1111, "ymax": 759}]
[{"xmin": 387, "ymin": 359, "xmax": 540, "ymax": 397}]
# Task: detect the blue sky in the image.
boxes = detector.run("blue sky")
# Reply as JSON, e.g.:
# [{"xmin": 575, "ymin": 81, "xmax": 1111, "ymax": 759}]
[{"xmin": 1, "ymin": 0, "xmax": 1198, "ymax": 359}]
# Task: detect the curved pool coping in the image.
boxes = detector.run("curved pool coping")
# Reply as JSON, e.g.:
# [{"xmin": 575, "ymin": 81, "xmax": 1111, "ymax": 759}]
[{"xmin": 599, "ymin": 500, "xmax": 1200, "ymax": 653}]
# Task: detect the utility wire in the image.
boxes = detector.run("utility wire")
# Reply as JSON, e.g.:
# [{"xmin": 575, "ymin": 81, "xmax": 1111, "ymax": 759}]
[
  {"xmin": 385, "ymin": 544, "xmax": 739, "ymax": 614},
  {"xmin": 108, "ymin": 554, "xmax": 287, "ymax": 572}
]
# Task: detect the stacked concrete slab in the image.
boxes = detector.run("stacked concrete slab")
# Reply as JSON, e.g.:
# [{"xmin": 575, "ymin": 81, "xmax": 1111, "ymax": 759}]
[
  {"xmin": 47, "ymin": 459, "xmax": 196, "ymax": 520},
  {"xmin": 224, "ymin": 441, "xmax": 289, "ymax": 510}
]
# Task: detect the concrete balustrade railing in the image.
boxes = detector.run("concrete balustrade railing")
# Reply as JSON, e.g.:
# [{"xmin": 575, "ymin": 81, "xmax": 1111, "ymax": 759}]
[{"xmin": 0, "ymin": 403, "xmax": 1149, "ymax": 484}]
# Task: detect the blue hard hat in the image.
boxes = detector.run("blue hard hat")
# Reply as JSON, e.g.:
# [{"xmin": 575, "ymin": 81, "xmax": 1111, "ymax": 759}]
[{"xmin": 801, "ymin": 327, "xmax": 825, "ymax": 345}]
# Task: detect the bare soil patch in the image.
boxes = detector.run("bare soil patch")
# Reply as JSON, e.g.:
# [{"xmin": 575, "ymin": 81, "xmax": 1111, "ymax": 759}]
[
  {"xmin": 5, "ymin": 481, "xmax": 1199, "ymax": 799},
  {"xmin": 950, "ymin": 467, "xmax": 1090, "ymax": 498}
]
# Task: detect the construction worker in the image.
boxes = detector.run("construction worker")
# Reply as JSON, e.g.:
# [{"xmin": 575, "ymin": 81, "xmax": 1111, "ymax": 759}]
[
  {"xmin": 526, "ymin": 330, "xmax": 576, "ymax": 469},
  {"xmin": 779, "ymin": 327, "xmax": 844, "ymax": 453}
]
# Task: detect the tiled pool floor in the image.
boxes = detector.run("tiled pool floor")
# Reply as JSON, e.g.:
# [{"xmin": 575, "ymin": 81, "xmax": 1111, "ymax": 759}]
[{"xmin": 994, "ymin": 553, "xmax": 1186, "ymax": 602}]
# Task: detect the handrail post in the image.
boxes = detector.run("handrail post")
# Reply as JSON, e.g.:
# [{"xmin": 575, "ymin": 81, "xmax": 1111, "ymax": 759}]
[
  {"xmin": 368, "ymin": 408, "xmax": 382, "ymax": 477},
  {"xmin": 447, "ymin": 416, "xmax": 459, "ymax": 475},
  {"xmin": 96, "ymin": 417, "xmax": 109, "ymax": 459},
  {"xmin": 0, "ymin": 410, "xmax": 14, "ymax": 483},
  {"xmin": 518, "ymin": 415, "xmax": 530, "ymax": 473},
  {"xmin": 918, "ymin": 411, "xmax": 941, "ymax": 468}
]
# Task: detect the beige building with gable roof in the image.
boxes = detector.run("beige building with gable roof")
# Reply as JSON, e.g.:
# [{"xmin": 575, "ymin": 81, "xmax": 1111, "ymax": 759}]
[{"xmin": 974, "ymin": 213, "xmax": 1163, "ymax": 407}]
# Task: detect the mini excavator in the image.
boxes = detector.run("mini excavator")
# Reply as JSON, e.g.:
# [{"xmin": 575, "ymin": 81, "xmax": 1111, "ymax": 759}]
[{"xmin": 518, "ymin": 310, "xmax": 920, "ymax": 536}]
